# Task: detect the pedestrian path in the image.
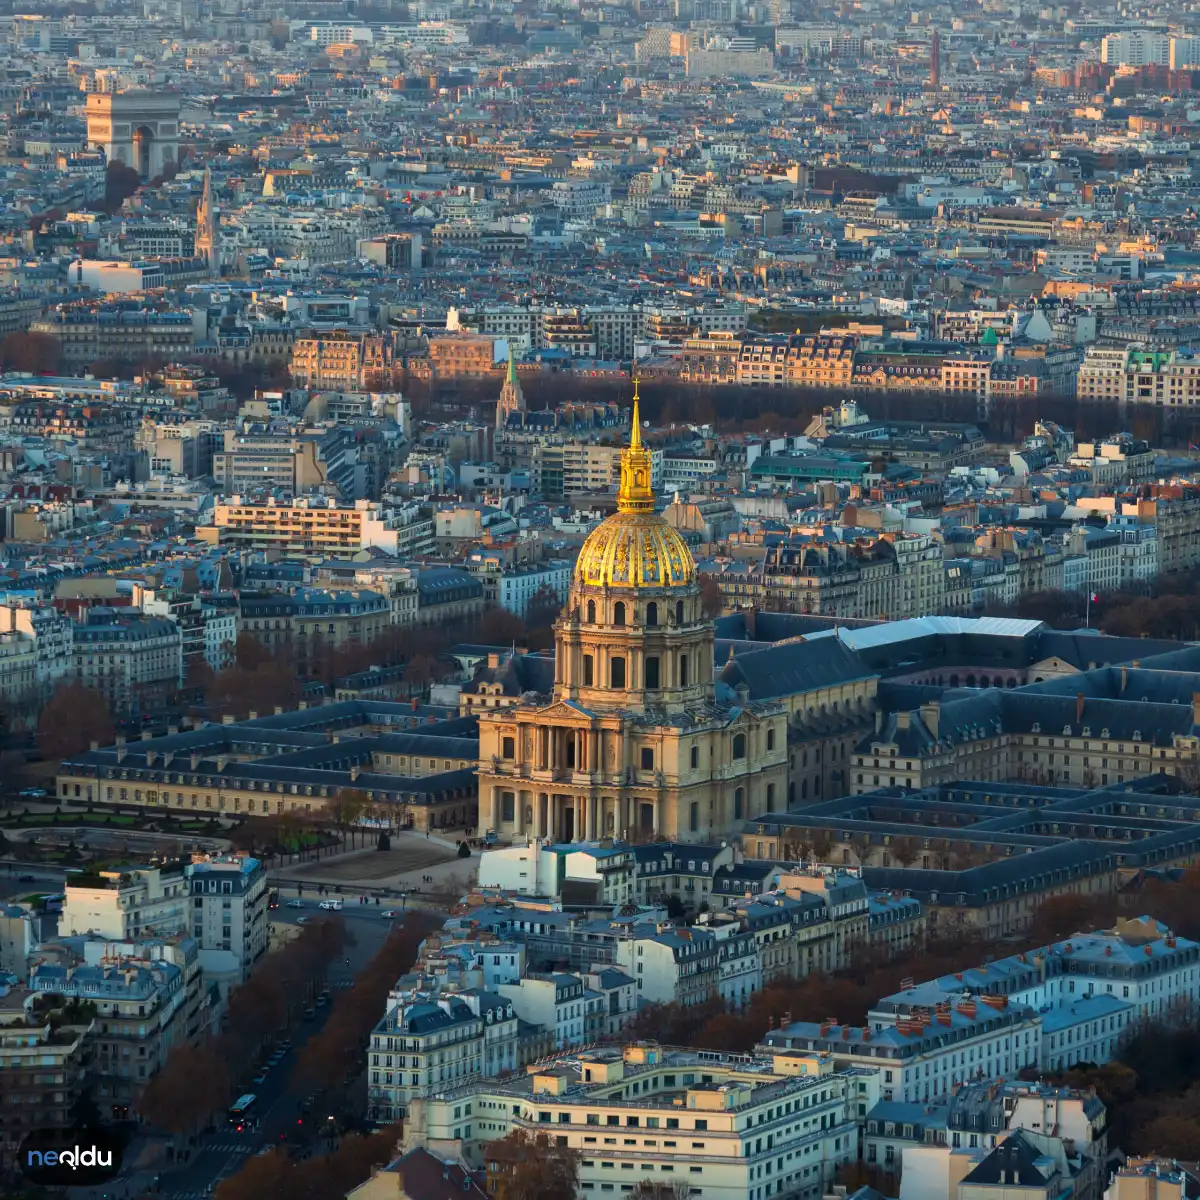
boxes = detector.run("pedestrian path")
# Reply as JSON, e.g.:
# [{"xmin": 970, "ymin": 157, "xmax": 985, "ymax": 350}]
[{"xmin": 204, "ymin": 1138, "xmax": 254, "ymax": 1153}]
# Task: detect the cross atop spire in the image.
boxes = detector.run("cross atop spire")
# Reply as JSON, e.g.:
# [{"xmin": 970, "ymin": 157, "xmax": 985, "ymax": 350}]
[
  {"xmin": 629, "ymin": 374, "xmax": 642, "ymax": 451},
  {"xmin": 618, "ymin": 374, "xmax": 653, "ymax": 513}
]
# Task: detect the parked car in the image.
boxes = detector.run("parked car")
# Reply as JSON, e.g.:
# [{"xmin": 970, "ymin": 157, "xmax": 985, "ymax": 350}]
[{"xmin": 17, "ymin": 787, "xmax": 46, "ymax": 798}]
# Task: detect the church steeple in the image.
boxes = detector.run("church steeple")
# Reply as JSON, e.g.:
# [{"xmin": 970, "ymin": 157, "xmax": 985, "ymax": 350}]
[
  {"xmin": 196, "ymin": 167, "xmax": 219, "ymax": 279},
  {"xmin": 495, "ymin": 344, "xmax": 525, "ymax": 429}
]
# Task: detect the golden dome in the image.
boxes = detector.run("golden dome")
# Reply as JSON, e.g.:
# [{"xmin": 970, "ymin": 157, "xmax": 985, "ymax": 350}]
[
  {"xmin": 573, "ymin": 385, "xmax": 697, "ymax": 591},
  {"xmin": 575, "ymin": 510, "xmax": 696, "ymax": 590}
]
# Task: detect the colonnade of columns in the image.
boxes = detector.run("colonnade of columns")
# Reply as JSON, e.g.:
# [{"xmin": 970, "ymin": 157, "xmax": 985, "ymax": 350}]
[
  {"xmin": 488, "ymin": 787, "xmax": 659, "ymax": 842},
  {"xmin": 532, "ymin": 725, "xmax": 601, "ymax": 774}
]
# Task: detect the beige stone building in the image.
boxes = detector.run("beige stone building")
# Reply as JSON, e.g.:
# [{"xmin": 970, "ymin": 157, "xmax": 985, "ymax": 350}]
[{"xmin": 477, "ymin": 392, "xmax": 788, "ymax": 843}]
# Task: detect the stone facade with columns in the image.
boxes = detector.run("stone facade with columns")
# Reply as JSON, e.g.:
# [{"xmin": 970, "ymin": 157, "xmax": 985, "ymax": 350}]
[{"xmin": 476, "ymin": 390, "xmax": 788, "ymax": 844}]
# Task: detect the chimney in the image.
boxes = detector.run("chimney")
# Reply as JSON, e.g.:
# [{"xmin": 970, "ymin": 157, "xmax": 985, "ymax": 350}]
[
  {"xmin": 350, "ymin": 765, "xmax": 360, "ymax": 782},
  {"xmin": 920, "ymin": 700, "xmax": 940, "ymax": 739},
  {"xmin": 1193, "ymin": 692, "xmax": 1200, "ymax": 729},
  {"xmin": 90, "ymin": 740, "xmax": 100, "ymax": 751},
  {"xmin": 146, "ymin": 751, "xmax": 156, "ymax": 767},
  {"xmin": 896, "ymin": 710, "xmax": 912, "ymax": 730},
  {"xmin": 1120, "ymin": 666, "xmax": 1127, "ymax": 694},
  {"xmin": 141, "ymin": 730, "xmax": 153, "ymax": 741},
  {"xmin": 248, "ymin": 710, "xmax": 258, "ymax": 721},
  {"xmin": 298, "ymin": 701, "xmax": 307, "ymax": 711},
  {"xmin": 274, "ymin": 706, "xmax": 284, "ymax": 715},
  {"xmin": 222, "ymin": 714, "xmax": 235, "ymax": 725},
  {"xmin": 1075, "ymin": 693, "xmax": 1085, "ymax": 724},
  {"xmin": 874, "ymin": 709, "xmax": 883, "ymax": 733},
  {"xmin": 190, "ymin": 753, "xmax": 199, "ymax": 770},
  {"xmin": 116, "ymin": 744, "xmax": 126, "ymax": 764}
]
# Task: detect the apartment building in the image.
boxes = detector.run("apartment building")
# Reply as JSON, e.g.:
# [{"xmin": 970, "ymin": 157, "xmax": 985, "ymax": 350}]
[
  {"xmin": 29, "ymin": 935, "xmax": 204, "ymax": 1117},
  {"xmin": 614, "ymin": 925, "xmax": 722, "ymax": 1007},
  {"xmin": 0, "ymin": 632, "xmax": 36, "ymax": 702},
  {"xmin": 1133, "ymin": 486, "xmax": 1200, "ymax": 575},
  {"xmin": 31, "ymin": 303, "xmax": 197, "ymax": 370},
  {"xmin": 764, "ymin": 1003, "xmax": 1041, "ymax": 1105},
  {"xmin": 209, "ymin": 426, "xmax": 328, "ymax": 495},
  {"xmin": 704, "ymin": 533, "xmax": 944, "ymax": 621},
  {"xmin": 497, "ymin": 973, "xmax": 598, "ymax": 1047},
  {"xmin": 289, "ymin": 331, "xmax": 397, "ymax": 390},
  {"xmin": 0, "ymin": 602, "xmax": 73, "ymax": 692},
  {"xmin": 61, "ymin": 857, "xmax": 266, "ymax": 992},
  {"xmin": 367, "ymin": 991, "xmax": 516, "ymax": 1123},
  {"xmin": 412, "ymin": 1043, "xmax": 870, "ymax": 1200},
  {"xmin": 238, "ymin": 589, "xmax": 390, "ymax": 672},
  {"xmin": 866, "ymin": 1081, "xmax": 1105, "ymax": 1195},
  {"xmin": 186, "ymin": 855, "xmax": 269, "ymax": 992},
  {"xmin": 0, "ymin": 1019, "xmax": 93, "ymax": 1157},
  {"xmin": 71, "ymin": 609, "xmax": 182, "ymax": 713},
  {"xmin": 873, "ymin": 917, "xmax": 1200, "ymax": 1039},
  {"xmin": 209, "ymin": 496, "xmax": 428, "ymax": 557}
]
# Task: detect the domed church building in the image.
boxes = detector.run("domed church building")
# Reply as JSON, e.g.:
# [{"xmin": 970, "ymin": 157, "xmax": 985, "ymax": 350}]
[{"xmin": 476, "ymin": 390, "xmax": 788, "ymax": 844}]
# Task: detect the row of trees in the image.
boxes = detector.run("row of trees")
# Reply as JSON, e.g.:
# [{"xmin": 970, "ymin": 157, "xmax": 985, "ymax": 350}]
[
  {"xmin": 139, "ymin": 918, "xmax": 346, "ymax": 1136},
  {"xmin": 998, "ymin": 569, "xmax": 1200, "ymax": 642},
  {"xmin": 212, "ymin": 1123, "xmax": 403, "ymax": 1200},
  {"xmin": 1043, "ymin": 1022, "xmax": 1200, "ymax": 1162},
  {"xmin": 292, "ymin": 912, "xmax": 443, "ymax": 1104}
]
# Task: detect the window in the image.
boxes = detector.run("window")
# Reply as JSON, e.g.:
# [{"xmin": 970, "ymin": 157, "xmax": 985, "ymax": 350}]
[
  {"xmin": 502, "ymin": 737, "xmax": 515, "ymax": 759},
  {"xmin": 677, "ymin": 600, "xmax": 685, "ymax": 623},
  {"xmin": 734, "ymin": 788, "xmax": 744, "ymax": 820},
  {"xmin": 646, "ymin": 601, "xmax": 658, "ymax": 627},
  {"xmin": 733, "ymin": 733, "xmax": 746, "ymax": 759},
  {"xmin": 641, "ymin": 748, "xmax": 654, "ymax": 770},
  {"xmin": 583, "ymin": 654, "xmax": 594, "ymax": 687},
  {"xmin": 587, "ymin": 599, "xmax": 596, "ymax": 623},
  {"xmin": 690, "ymin": 746, "xmax": 699, "ymax": 769},
  {"xmin": 645, "ymin": 657, "xmax": 660, "ymax": 689},
  {"xmin": 614, "ymin": 601, "xmax": 626, "ymax": 626},
  {"xmin": 680, "ymin": 654, "xmax": 689, "ymax": 687},
  {"xmin": 767, "ymin": 728, "xmax": 775, "ymax": 751},
  {"xmin": 611, "ymin": 657, "xmax": 626, "ymax": 689},
  {"xmin": 690, "ymin": 801, "xmax": 698, "ymax": 833}
]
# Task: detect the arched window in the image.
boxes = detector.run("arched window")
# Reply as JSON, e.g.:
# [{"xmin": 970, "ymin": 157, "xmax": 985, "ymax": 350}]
[
  {"xmin": 766, "ymin": 728, "xmax": 775, "ymax": 752},
  {"xmin": 587, "ymin": 599, "xmax": 596, "ymax": 623},
  {"xmin": 646, "ymin": 601, "xmax": 658, "ymax": 627},
  {"xmin": 676, "ymin": 600, "xmax": 685, "ymax": 624},
  {"xmin": 734, "ymin": 787, "xmax": 744, "ymax": 820},
  {"xmin": 733, "ymin": 733, "xmax": 746, "ymax": 759},
  {"xmin": 583, "ymin": 654, "xmax": 594, "ymax": 687},
  {"xmin": 614, "ymin": 601, "xmax": 626, "ymax": 627}
]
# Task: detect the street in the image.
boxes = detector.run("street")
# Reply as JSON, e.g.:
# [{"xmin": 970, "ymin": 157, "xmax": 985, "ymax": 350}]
[{"xmin": 79, "ymin": 897, "xmax": 399, "ymax": 1200}]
